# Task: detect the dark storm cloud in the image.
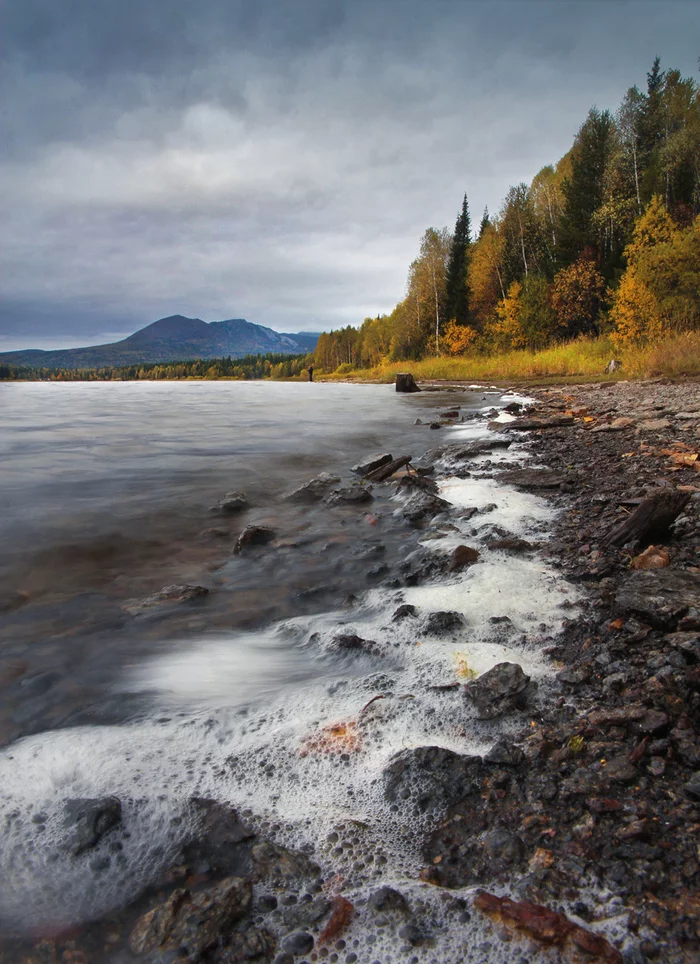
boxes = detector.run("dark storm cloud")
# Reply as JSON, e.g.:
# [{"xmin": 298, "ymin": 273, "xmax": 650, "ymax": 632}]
[{"xmin": 1, "ymin": 1, "xmax": 698, "ymax": 348}]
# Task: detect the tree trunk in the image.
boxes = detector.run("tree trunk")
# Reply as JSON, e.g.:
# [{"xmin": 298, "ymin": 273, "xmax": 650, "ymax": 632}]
[
  {"xmin": 365, "ymin": 454, "xmax": 412, "ymax": 482},
  {"xmin": 395, "ymin": 373, "xmax": 420, "ymax": 393}
]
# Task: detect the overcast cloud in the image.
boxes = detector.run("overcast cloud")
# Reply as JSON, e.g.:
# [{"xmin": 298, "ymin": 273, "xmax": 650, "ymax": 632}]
[{"xmin": 1, "ymin": 0, "xmax": 698, "ymax": 349}]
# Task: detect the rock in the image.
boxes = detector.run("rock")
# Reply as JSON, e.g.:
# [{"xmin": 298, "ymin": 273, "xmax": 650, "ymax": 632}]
[
  {"xmin": 504, "ymin": 401, "xmax": 522, "ymax": 413},
  {"xmin": 630, "ymin": 545, "xmax": 670, "ymax": 570},
  {"xmin": 396, "ymin": 373, "xmax": 420, "ymax": 393},
  {"xmin": 63, "ymin": 797, "xmax": 122, "ymax": 856},
  {"xmin": 424, "ymin": 610, "xmax": 465, "ymax": 635},
  {"xmin": 473, "ymin": 891, "xmax": 622, "ymax": 962},
  {"xmin": 327, "ymin": 634, "xmax": 382, "ymax": 657},
  {"xmin": 614, "ymin": 569, "xmax": 700, "ymax": 629},
  {"xmin": 129, "ymin": 877, "xmax": 253, "ymax": 958},
  {"xmin": 368, "ymin": 887, "xmax": 409, "ymax": 914},
  {"xmin": 281, "ymin": 932, "xmax": 314, "ymax": 955},
  {"xmin": 324, "ymin": 486, "xmax": 373, "ymax": 506},
  {"xmin": 183, "ymin": 798, "xmax": 256, "ymax": 874},
  {"xmin": 251, "ymin": 840, "xmax": 320, "ymax": 881},
  {"xmin": 484, "ymin": 739, "xmax": 526, "ymax": 767},
  {"xmin": 683, "ymin": 771, "xmax": 700, "ymax": 800},
  {"xmin": 604, "ymin": 756, "xmax": 638, "ymax": 784},
  {"xmin": 639, "ymin": 418, "xmax": 672, "ymax": 431},
  {"xmin": 464, "ymin": 663, "xmax": 531, "ymax": 719},
  {"xmin": 392, "ymin": 604, "xmax": 418, "ymax": 621},
  {"xmin": 284, "ymin": 474, "xmax": 340, "ymax": 503},
  {"xmin": 557, "ymin": 664, "xmax": 593, "ymax": 685},
  {"xmin": 233, "ymin": 525, "xmax": 276, "ymax": 554},
  {"xmin": 429, "ymin": 422, "xmax": 441, "ymax": 430},
  {"xmin": 440, "ymin": 409, "xmax": 460, "ymax": 419},
  {"xmin": 125, "ymin": 584, "xmax": 209, "ymax": 614},
  {"xmin": 411, "ymin": 459, "xmax": 435, "ymax": 475},
  {"xmin": 591, "ymin": 417, "xmax": 635, "ymax": 433},
  {"xmin": 499, "ymin": 469, "xmax": 566, "ymax": 490},
  {"xmin": 504, "ymin": 414, "xmax": 575, "ymax": 431},
  {"xmin": 352, "ymin": 453, "xmax": 393, "ymax": 476},
  {"xmin": 402, "ymin": 494, "xmax": 451, "ymax": 524},
  {"xmin": 210, "ymin": 491, "xmax": 248, "ymax": 514},
  {"xmin": 447, "ymin": 545, "xmax": 480, "ymax": 571},
  {"xmin": 384, "ymin": 746, "xmax": 483, "ymax": 813},
  {"xmin": 443, "ymin": 438, "xmax": 511, "ymax": 459},
  {"xmin": 282, "ymin": 898, "xmax": 332, "ymax": 928},
  {"xmin": 486, "ymin": 536, "xmax": 534, "ymax": 553},
  {"xmin": 396, "ymin": 474, "xmax": 439, "ymax": 496}
]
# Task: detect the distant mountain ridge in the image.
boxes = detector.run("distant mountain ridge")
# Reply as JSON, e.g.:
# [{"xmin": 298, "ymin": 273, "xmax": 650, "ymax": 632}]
[{"xmin": 1, "ymin": 316, "xmax": 320, "ymax": 370}]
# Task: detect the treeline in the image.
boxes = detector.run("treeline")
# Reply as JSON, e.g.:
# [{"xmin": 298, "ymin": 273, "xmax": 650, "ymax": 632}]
[
  {"xmin": 315, "ymin": 57, "xmax": 700, "ymax": 372},
  {"xmin": 0, "ymin": 352, "xmax": 314, "ymax": 382}
]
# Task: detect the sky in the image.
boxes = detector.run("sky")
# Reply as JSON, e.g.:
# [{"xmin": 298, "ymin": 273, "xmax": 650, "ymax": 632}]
[{"xmin": 1, "ymin": 0, "xmax": 698, "ymax": 350}]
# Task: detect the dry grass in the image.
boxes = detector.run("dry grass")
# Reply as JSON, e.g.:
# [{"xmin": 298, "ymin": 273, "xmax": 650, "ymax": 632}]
[{"xmin": 323, "ymin": 332, "xmax": 700, "ymax": 385}]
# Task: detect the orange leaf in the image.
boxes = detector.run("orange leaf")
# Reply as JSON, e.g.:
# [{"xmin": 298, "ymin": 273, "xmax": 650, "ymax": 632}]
[
  {"xmin": 319, "ymin": 896, "xmax": 355, "ymax": 944},
  {"xmin": 299, "ymin": 721, "xmax": 361, "ymax": 757}
]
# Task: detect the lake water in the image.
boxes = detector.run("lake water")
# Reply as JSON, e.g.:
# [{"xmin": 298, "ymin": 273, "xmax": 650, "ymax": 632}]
[{"xmin": 0, "ymin": 381, "xmax": 574, "ymax": 961}]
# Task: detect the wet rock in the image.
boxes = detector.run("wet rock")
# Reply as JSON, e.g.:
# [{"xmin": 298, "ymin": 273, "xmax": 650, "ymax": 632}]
[
  {"xmin": 183, "ymin": 798, "xmax": 256, "ymax": 874},
  {"xmin": 402, "ymin": 494, "xmax": 451, "ymax": 524},
  {"xmin": 224, "ymin": 928, "xmax": 276, "ymax": 961},
  {"xmin": 424, "ymin": 610, "xmax": 465, "ymax": 635},
  {"xmin": 282, "ymin": 898, "xmax": 332, "ymax": 929},
  {"xmin": 251, "ymin": 840, "xmax": 320, "ymax": 882},
  {"xmin": 352, "ymin": 453, "xmax": 393, "ymax": 476},
  {"xmin": 324, "ymin": 486, "xmax": 373, "ymax": 506},
  {"xmin": 281, "ymin": 932, "xmax": 314, "ymax": 955},
  {"xmin": 483, "ymin": 828, "xmax": 524, "ymax": 868},
  {"xmin": 429, "ymin": 422, "xmax": 441, "ymax": 429},
  {"xmin": 443, "ymin": 438, "xmax": 511, "ymax": 459},
  {"xmin": 447, "ymin": 545, "xmax": 480, "ymax": 571},
  {"xmin": 683, "ymin": 771, "xmax": 700, "ymax": 800},
  {"xmin": 384, "ymin": 745, "xmax": 483, "ymax": 813},
  {"xmin": 473, "ymin": 891, "xmax": 622, "ymax": 962},
  {"xmin": 557, "ymin": 664, "xmax": 593, "ymax": 685},
  {"xmin": 604, "ymin": 756, "xmax": 638, "ymax": 784},
  {"xmin": 210, "ymin": 491, "xmax": 248, "ymax": 514},
  {"xmin": 284, "ymin": 474, "xmax": 340, "ymax": 504},
  {"xmin": 440, "ymin": 409, "xmax": 460, "ymax": 419},
  {"xmin": 396, "ymin": 474, "xmax": 439, "ymax": 496},
  {"xmin": 614, "ymin": 569, "xmax": 700, "ymax": 629},
  {"xmin": 486, "ymin": 536, "xmax": 534, "ymax": 553},
  {"xmin": 484, "ymin": 738, "xmax": 526, "ymax": 767},
  {"xmin": 504, "ymin": 414, "xmax": 575, "ymax": 431},
  {"xmin": 464, "ymin": 662, "xmax": 531, "ymax": 719},
  {"xmin": 499, "ymin": 469, "xmax": 566, "ymax": 490},
  {"xmin": 63, "ymin": 796, "xmax": 122, "ymax": 856},
  {"xmin": 125, "ymin": 584, "xmax": 209, "ymax": 614},
  {"xmin": 392, "ymin": 604, "xmax": 418, "ymax": 621},
  {"xmin": 368, "ymin": 887, "xmax": 409, "ymax": 914},
  {"xmin": 129, "ymin": 877, "xmax": 253, "ymax": 959},
  {"xmin": 234, "ymin": 525, "xmax": 276, "ymax": 554},
  {"xmin": 327, "ymin": 634, "xmax": 382, "ymax": 657}
]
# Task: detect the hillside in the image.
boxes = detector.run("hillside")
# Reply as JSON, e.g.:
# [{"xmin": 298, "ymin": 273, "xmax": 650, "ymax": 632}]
[{"xmin": 0, "ymin": 316, "xmax": 320, "ymax": 369}]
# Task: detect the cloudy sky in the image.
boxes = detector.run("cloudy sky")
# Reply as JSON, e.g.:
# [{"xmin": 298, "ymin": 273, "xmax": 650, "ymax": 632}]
[{"xmin": 2, "ymin": 0, "xmax": 698, "ymax": 349}]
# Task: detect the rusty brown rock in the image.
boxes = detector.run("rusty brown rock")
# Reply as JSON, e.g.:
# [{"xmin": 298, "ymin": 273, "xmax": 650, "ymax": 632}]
[{"xmin": 447, "ymin": 545, "xmax": 480, "ymax": 571}]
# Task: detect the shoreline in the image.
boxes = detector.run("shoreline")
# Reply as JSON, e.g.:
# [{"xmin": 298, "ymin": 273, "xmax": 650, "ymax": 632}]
[{"xmin": 1, "ymin": 380, "xmax": 698, "ymax": 962}]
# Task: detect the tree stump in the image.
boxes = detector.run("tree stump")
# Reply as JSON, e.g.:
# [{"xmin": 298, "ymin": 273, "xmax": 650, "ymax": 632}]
[
  {"xmin": 603, "ymin": 488, "xmax": 691, "ymax": 548},
  {"xmin": 396, "ymin": 373, "xmax": 420, "ymax": 393}
]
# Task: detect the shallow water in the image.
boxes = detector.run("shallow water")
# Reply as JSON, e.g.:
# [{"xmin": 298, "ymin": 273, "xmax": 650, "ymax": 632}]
[{"xmin": 0, "ymin": 381, "xmax": 591, "ymax": 961}]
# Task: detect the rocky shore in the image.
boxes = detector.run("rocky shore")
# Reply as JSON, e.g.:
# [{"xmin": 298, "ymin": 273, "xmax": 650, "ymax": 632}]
[{"xmin": 3, "ymin": 378, "xmax": 700, "ymax": 964}]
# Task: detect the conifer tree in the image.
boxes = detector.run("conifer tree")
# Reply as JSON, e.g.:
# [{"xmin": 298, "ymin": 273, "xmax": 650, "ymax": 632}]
[
  {"xmin": 445, "ymin": 194, "xmax": 472, "ymax": 325},
  {"xmin": 478, "ymin": 207, "xmax": 490, "ymax": 238}
]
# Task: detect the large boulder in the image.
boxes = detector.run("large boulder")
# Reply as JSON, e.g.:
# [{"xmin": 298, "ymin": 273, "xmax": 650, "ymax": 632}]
[
  {"xmin": 233, "ymin": 525, "xmax": 276, "ymax": 554},
  {"xmin": 325, "ymin": 486, "xmax": 373, "ymax": 506},
  {"xmin": 614, "ymin": 570, "xmax": 700, "ymax": 629},
  {"xmin": 210, "ymin": 492, "xmax": 248, "ymax": 514}
]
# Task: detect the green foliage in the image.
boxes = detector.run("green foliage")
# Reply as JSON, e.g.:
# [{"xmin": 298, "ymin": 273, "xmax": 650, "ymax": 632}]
[
  {"xmin": 0, "ymin": 353, "xmax": 313, "ymax": 382},
  {"xmin": 444, "ymin": 194, "xmax": 472, "ymax": 325}
]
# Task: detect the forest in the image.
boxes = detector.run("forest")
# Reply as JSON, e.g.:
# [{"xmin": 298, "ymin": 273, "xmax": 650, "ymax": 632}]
[
  {"xmin": 314, "ymin": 58, "xmax": 700, "ymax": 374},
  {"xmin": 0, "ymin": 352, "xmax": 313, "ymax": 382}
]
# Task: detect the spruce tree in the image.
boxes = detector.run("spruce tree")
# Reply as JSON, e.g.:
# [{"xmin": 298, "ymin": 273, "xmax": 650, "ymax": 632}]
[
  {"xmin": 479, "ymin": 206, "xmax": 490, "ymax": 238},
  {"xmin": 445, "ymin": 194, "xmax": 472, "ymax": 325}
]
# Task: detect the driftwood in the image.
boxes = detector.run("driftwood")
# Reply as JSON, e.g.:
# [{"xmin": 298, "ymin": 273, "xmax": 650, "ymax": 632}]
[
  {"xmin": 395, "ymin": 373, "xmax": 420, "ymax": 393},
  {"xmin": 365, "ymin": 455, "xmax": 412, "ymax": 483},
  {"xmin": 603, "ymin": 488, "xmax": 691, "ymax": 548}
]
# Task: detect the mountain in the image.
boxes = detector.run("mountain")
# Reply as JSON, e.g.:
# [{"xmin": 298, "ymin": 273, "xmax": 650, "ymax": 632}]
[{"xmin": 0, "ymin": 316, "xmax": 320, "ymax": 370}]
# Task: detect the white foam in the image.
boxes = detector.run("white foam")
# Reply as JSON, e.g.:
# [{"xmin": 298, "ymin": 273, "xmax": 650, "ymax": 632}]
[{"xmin": 0, "ymin": 423, "xmax": 596, "ymax": 961}]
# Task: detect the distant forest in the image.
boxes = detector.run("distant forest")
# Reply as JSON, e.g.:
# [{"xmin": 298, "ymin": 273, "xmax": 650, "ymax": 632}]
[
  {"xmin": 315, "ymin": 57, "xmax": 700, "ymax": 372},
  {"xmin": 0, "ymin": 352, "xmax": 313, "ymax": 382}
]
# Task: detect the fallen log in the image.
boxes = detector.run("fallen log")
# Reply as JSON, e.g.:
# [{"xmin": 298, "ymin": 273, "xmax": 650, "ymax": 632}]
[
  {"xmin": 365, "ymin": 455, "xmax": 412, "ymax": 482},
  {"xmin": 603, "ymin": 488, "xmax": 691, "ymax": 548}
]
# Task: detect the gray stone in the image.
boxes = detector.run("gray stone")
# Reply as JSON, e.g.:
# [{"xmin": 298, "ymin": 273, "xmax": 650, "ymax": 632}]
[
  {"xmin": 63, "ymin": 796, "xmax": 122, "ymax": 856},
  {"xmin": 284, "ymin": 474, "xmax": 340, "ymax": 504},
  {"xmin": 464, "ymin": 662, "xmax": 531, "ymax": 719}
]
